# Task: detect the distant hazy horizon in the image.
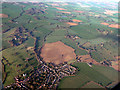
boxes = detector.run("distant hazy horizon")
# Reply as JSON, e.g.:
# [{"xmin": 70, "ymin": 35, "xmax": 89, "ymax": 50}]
[{"xmin": 1, "ymin": 0, "xmax": 120, "ymax": 3}]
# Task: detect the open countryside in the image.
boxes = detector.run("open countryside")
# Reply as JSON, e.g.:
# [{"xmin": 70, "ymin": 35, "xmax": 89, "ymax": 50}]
[{"xmin": 1, "ymin": 0, "xmax": 119, "ymax": 89}]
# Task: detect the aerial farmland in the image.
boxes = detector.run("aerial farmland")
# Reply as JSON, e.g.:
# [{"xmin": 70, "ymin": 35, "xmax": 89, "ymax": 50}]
[{"xmin": 1, "ymin": 0, "xmax": 119, "ymax": 89}]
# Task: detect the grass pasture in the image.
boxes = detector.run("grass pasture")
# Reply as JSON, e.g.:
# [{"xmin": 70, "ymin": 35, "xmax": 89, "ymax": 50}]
[
  {"xmin": 45, "ymin": 29, "xmax": 67, "ymax": 43},
  {"xmin": 92, "ymin": 65, "xmax": 119, "ymax": 81},
  {"xmin": 61, "ymin": 38, "xmax": 88, "ymax": 55},
  {"xmin": 24, "ymin": 37, "xmax": 35, "ymax": 47},
  {"xmin": 58, "ymin": 72, "xmax": 91, "ymax": 88},
  {"xmin": 2, "ymin": 44, "xmax": 38, "ymax": 86},
  {"xmin": 70, "ymin": 24, "xmax": 100, "ymax": 39},
  {"xmin": 2, "ymin": 3, "xmax": 22, "ymax": 18},
  {"xmin": 82, "ymin": 81, "xmax": 104, "ymax": 88},
  {"xmin": 58, "ymin": 62, "xmax": 117, "ymax": 88},
  {"xmin": 90, "ymin": 41, "xmax": 118, "ymax": 62}
]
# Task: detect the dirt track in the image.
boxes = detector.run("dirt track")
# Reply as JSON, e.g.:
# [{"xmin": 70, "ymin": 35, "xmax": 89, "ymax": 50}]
[{"xmin": 40, "ymin": 41, "xmax": 76, "ymax": 65}]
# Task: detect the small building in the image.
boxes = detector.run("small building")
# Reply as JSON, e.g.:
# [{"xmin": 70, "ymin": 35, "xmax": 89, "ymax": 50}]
[
  {"xmin": 87, "ymin": 63, "xmax": 92, "ymax": 67},
  {"xmin": 23, "ymin": 74, "xmax": 26, "ymax": 77}
]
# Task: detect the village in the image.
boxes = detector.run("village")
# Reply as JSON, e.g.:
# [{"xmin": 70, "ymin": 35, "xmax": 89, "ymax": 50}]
[{"xmin": 4, "ymin": 55, "xmax": 77, "ymax": 89}]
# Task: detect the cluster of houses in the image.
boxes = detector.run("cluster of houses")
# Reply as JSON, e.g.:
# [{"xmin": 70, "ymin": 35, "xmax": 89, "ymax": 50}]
[
  {"xmin": 66, "ymin": 34, "xmax": 80, "ymax": 41},
  {"xmin": 9, "ymin": 27, "xmax": 28, "ymax": 46},
  {"xmin": 5, "ymin": 54, "xmax": 77, "ymax": 89}
]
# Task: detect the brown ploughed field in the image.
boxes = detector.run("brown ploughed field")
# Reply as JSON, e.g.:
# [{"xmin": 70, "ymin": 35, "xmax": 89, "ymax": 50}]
[
  {"xmin": 57, "ymin": 11, "xmax": 71, "ymax": 14},
  {"xmin": 40, "ymin": 41, "xmax": 76, "ymax": 65},
  {"xmin": 101, "ymin": 22, "xmax": 120, "ymax": 28},
  {"xmin": 55, "ymin": 7, "xmax": 66, "ymax": 10},
  {"xmin": 101, "ymin": 22, "xmax": 109, "ymax": 26},
  {"xmin": 72, "ymin": 19, "xmax": 82, "ymax": 22},
  {"xmin": 77, "ymin": 55, "xmax": 101, "ymax": 65},
  {"xmin": 109, "ymin": 24, "xmax": 120, "ymax": 28},
  {"xmin": 111, "ymin": 60, "xmax": 120, "ymax": 71},
  {"xmin": 74, "ymin": 10, "xmax": 84, "ymax": 13},
  {"xmin": 104, "ymin": 10, "xmax": 118, "ymax": 16},
  {"xmin": 0, "ymin": 14, "xmax": 8, "ymax": 18},
  {"xmin": 66, "ymin": 22, "xmax": 78, "ymax": 26}
]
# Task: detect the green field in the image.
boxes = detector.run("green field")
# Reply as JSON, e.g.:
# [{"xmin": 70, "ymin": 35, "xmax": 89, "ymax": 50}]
[
  {"xmin": 45, "ymin": 29, "xmax": 67, "ymax": 43},
  {"xmin": 61, "ymin": 38, "xmax": 88, "ymax": 55},
  {"xmin": 82, "ymin": 81, "xmax": 104, "ymax": 88},
  {"xmin": 2, "ymin": 44, "xmax": 38, "ymax": 86},
  {"xmin": 2, "ymin": 3, "xmax": 22, "ymax": 18},
  {"xmin": 58, "ymin": 62, "xmax": 118, "ymax": 88}
]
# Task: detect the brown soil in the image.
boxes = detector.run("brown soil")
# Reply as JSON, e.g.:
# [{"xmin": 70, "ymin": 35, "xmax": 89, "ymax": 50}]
[
  {"xmin": 66, "ymin": 22, "xmax": 78, "ymax": 26},
  {"xmin": 57, "ymin": 11, "xmax": 71, "ymax": 14},
  {"xmin": 101, "ymin": 22, "xmax": 109, "ymax": 26},
  {"xmin": 104, "ymin": 10, "xmax": 118, "ymax": 16},
  {"xmin": 0, "ymin": 25, "xmax": 2, "ymax": 27},
  {"xmin": 72, "ymin": 19, "xmax": 82, "ymax": 22},
  {"xmin": 74, "ymin": 10, "xmax": 84, "ymax": 13},
  {"xmin": 112, "ymin": 65, "xmax": 119, "ymax": 71},
  {"xmin": 55, "ymin": 7, "xmax": 66, "ymax": 10},
  {"xmin": 0, "ymin": 14, "xmax": 8, "ymax": 18},
  {"xmin": 62, "ymin": 3, "xmax": 68, "ymax": 6},
  {"xmin": 51, "ymin": 4, "xmax": 59, "ymax": 6},
  {"xmin": 109, "ymin": 24, "xmax": 120, "ymax": 28},
  {"xmin": 101, "ymin": 22, "xmax": 120, "ymax": 29},
  {"xmin": 115, "ymin": 56, "xmax": 120, "ymax": 60},
  {"xmin": 111, "ymin": 60, "xmax": 120, "ymax": 71},
  {"xmin": 77, "ymin": 55, "xmax": 101, "ymax": 65},
  {"xmin": 40, "ymin": 41, "xmax": 76, "ymax": 65}
]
